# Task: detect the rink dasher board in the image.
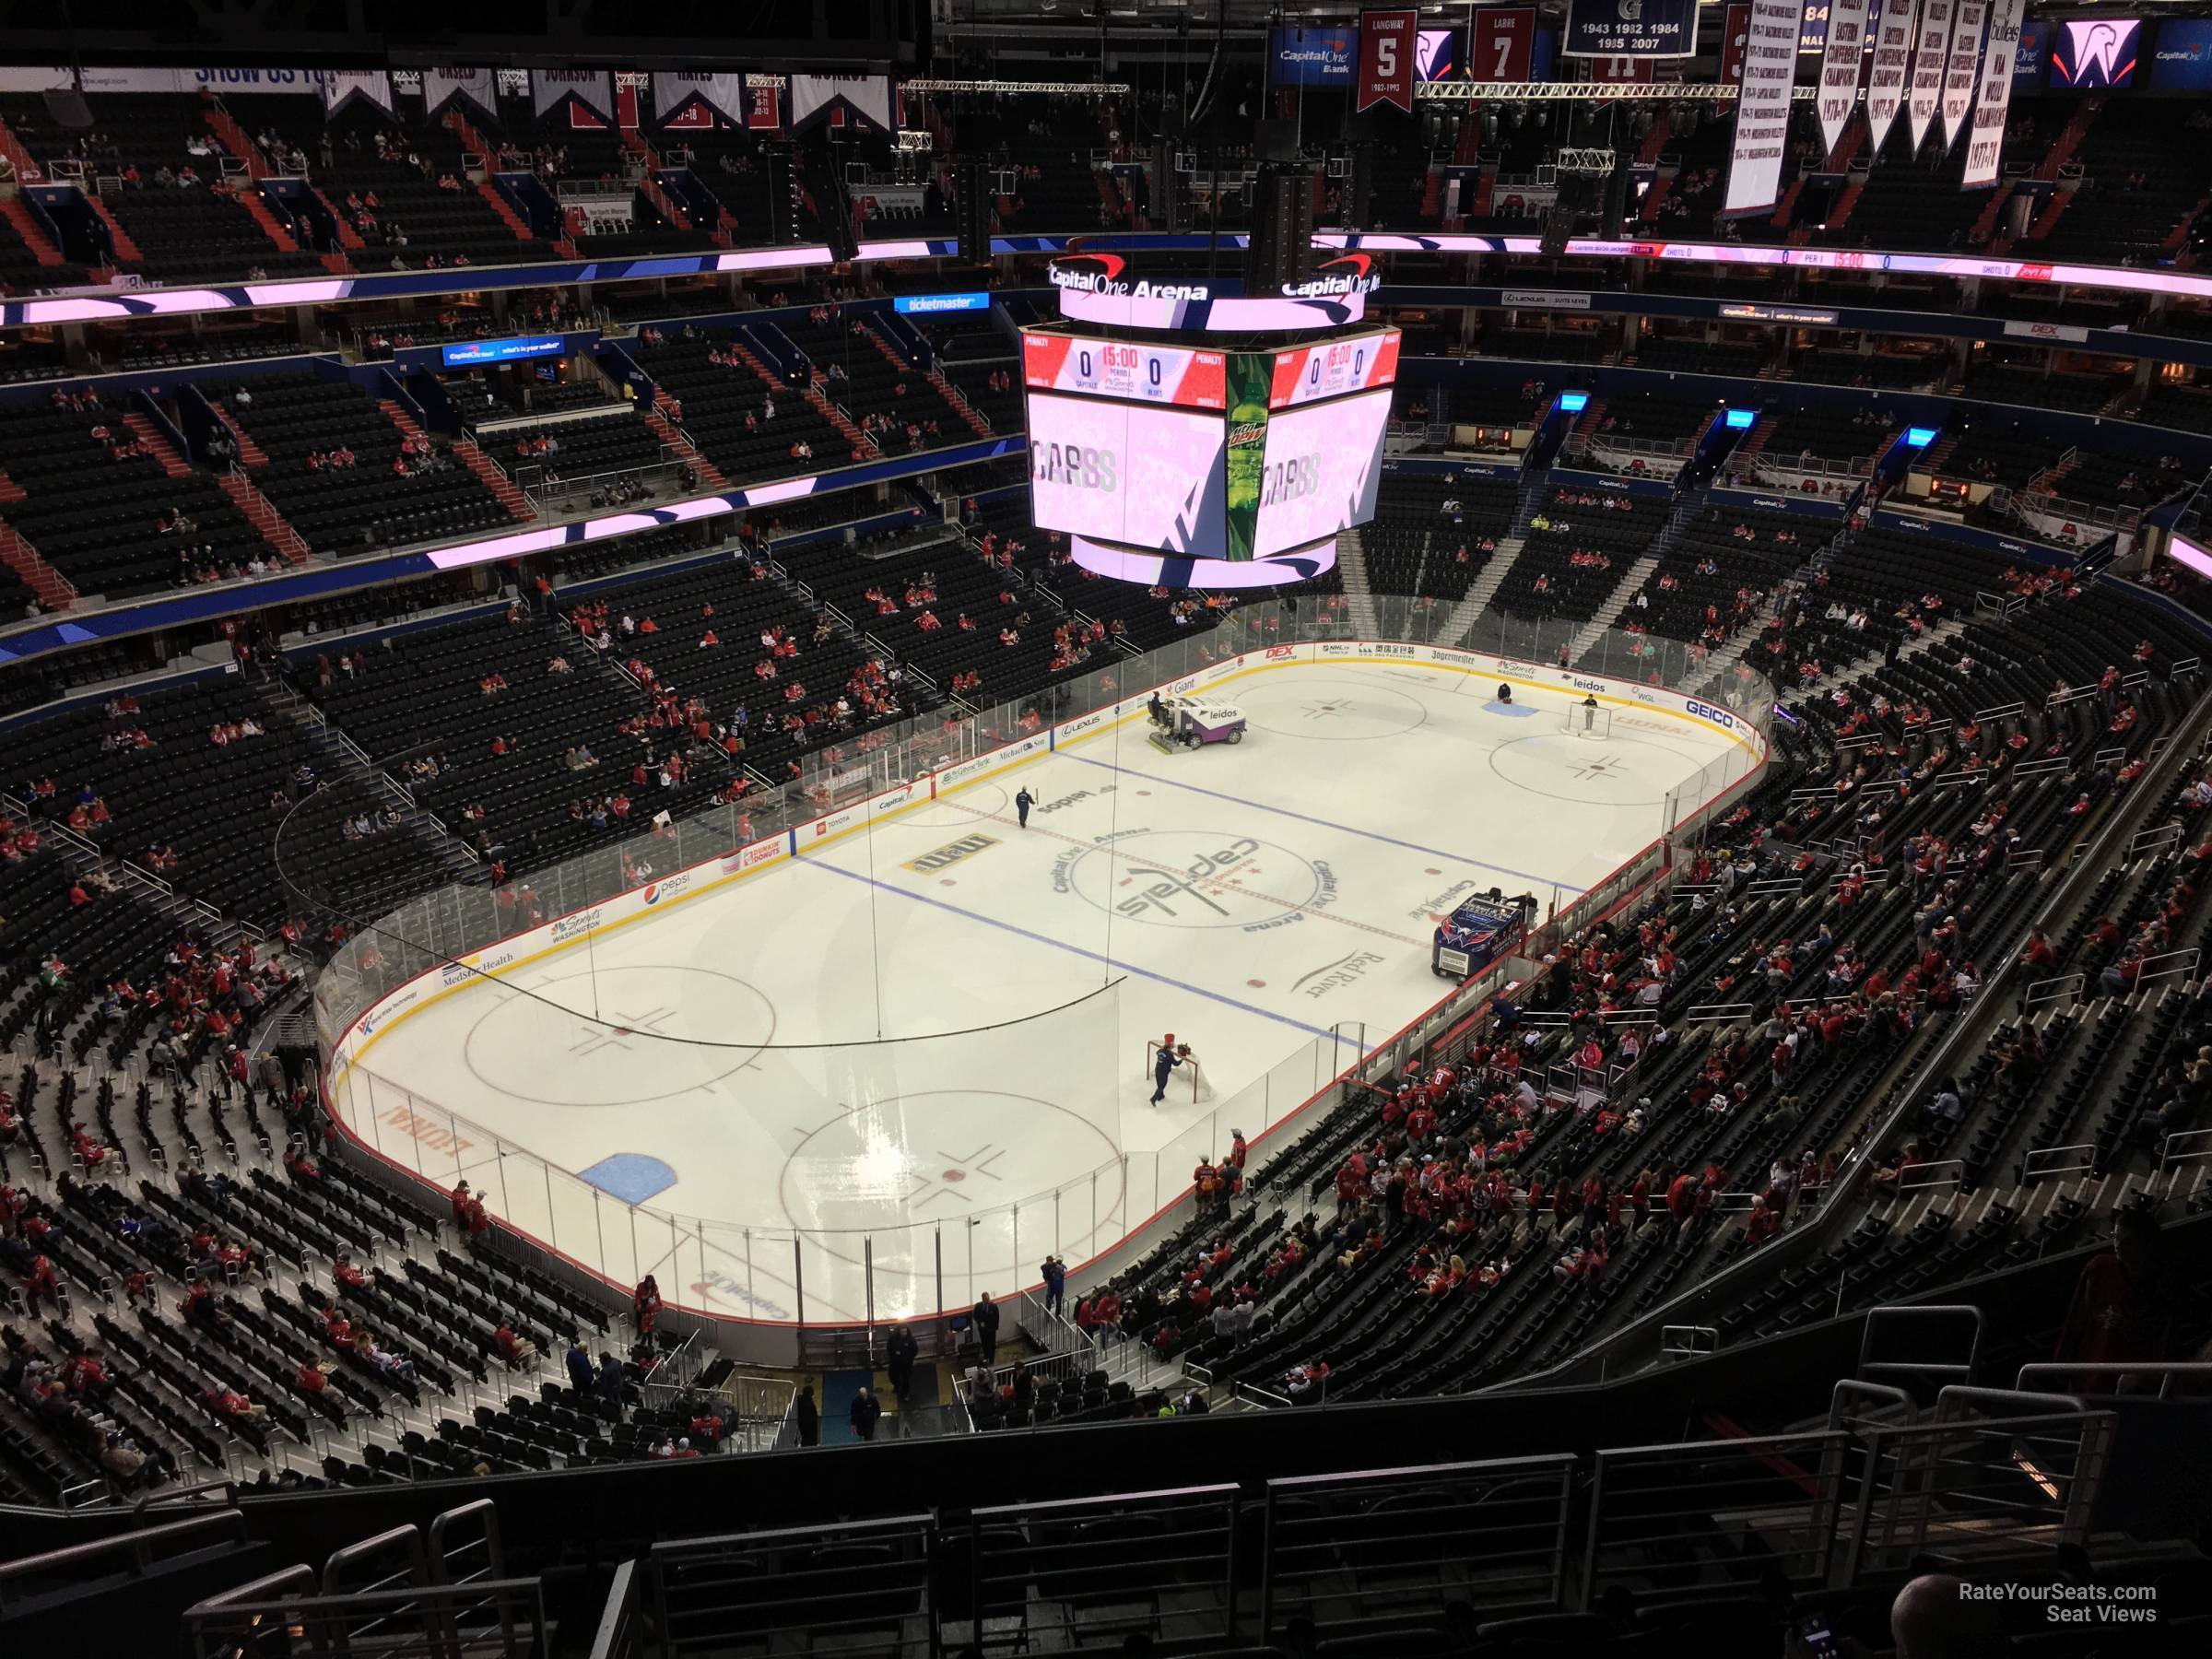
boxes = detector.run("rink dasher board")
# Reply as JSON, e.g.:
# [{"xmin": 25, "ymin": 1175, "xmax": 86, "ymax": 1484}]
[{"xmin": 325, "ymin": 642, "xmax": 1766, "ymax": 1092}]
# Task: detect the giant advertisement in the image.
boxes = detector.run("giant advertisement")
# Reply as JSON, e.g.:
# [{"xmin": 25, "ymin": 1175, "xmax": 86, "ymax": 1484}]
[
  {"xmin": 1021, "ymin": 333, "xmax": 1227, "ymax": 410},
  {"xmin": 2155, "ymin": 19, "xmax": 2212, "ymax": 89},
  {"xmin": 1251, "ymin": 389, "xmax": 1392, "ymax": 559},
  {"xmin": 1270, "ymin": 24, "xmax": 1360, "ymax": 85},
  {"xmin": 1222, "ymin": 353, "xmax": 1273, "ymax": 564},
  {"xmin": 1561, "ymin": 0, "xmax": 1700, "ymax": 58},
  {"xmin": 1026, "ymin": 392, "xmax": 1227, "ymax": 554}
]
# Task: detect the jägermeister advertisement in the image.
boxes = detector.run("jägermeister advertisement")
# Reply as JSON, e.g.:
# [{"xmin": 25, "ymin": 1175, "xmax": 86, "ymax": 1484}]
[{"xmin": 1222, "ymin": 352, "xmax": 1273, "ymax": 562}]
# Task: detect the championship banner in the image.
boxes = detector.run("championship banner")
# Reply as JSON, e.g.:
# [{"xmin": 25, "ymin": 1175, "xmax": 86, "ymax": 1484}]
[
  {"xmin": 1471, "ymin": 8, "xmax": 1536, "ymax": 82},
  {"xmin": 423, "ymin": 67, "xmax": 497, "ymax": 122},
  {"xmin": 1961, "ymin": 0, "xmax": 2023, "ymax": 186},
  {"xmin": 1866, "ymin": 0, "xmax": 1919, "ymax": 150},
  {"xmin": 789, "ymin": 72, "xmax": 893, "ymax": 134},
  {"xmin": 320, "ymin": 68, "xmax": 393, "ymax": 120},
  {"xmin": 1357, "ymin": 9, "xmax": 1419, "ymax": 112},
  {"xmin": 1722, "ymin": 3, "xmax": 1754, "ymax": 85},
  {"xmin": 1906, "ymin": 0, "xmax": 1954, "ymax": 149},
  {"xmin": 1938, "ymin": 0, "xmax": 1987, "ymax": 147},
  {"xmin": 1724, "ymin": 0, "xmax": 1806, "ymax": 218},
  {"xmin": 533, "ymin": 69, "xmax": 613, "ymax": 125},
  {"xmin": 1561, "ymin": 0, "xmax": 1700, "ymax": 59},
  {"xmin": 1817, "ymin": 0, "xmax": 1872, "ymax": 156}
]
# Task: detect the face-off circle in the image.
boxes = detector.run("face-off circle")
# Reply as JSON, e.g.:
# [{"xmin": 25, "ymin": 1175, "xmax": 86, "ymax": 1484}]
[
  {"xmin": 459, "ymin": 964, "xmax": 777, "ymax": 1107},
  {"xmin": 1236, "ymin": 675, "xmax": 1429, "ymax": 741}
]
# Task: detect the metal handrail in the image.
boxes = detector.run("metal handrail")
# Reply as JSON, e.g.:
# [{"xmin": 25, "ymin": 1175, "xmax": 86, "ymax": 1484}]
[
  {"xmin": 2015, "ymin": 1361, "xmax": 2212, "ymax": 1400},
  {"xmin": 0, "ymin": 1511, "xmax": 247, "ymax": 1607}
]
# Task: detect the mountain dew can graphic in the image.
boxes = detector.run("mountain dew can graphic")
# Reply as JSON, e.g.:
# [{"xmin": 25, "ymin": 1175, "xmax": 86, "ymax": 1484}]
[{"xmin": 1223, "ymin": 352, "xmax": 1273, "ymax": 561}]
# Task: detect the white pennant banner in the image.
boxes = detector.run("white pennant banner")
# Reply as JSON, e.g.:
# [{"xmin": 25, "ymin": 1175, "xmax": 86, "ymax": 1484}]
[
  {"xmin": 1724, "ymin": 0, "xmax": 1806, "ymax": 218},
  {"xmin": 1906, "ymin": 0, "xmax": 1954, "ymax": 149},
  {"xmin": 1817, "ymin": 0, "xmax": 1874, "ymax": 157},
  {"xmin": 532, "ymin": 69, "xmax": 613, "ymax": 124},
  {"xmin": 1938, "ymin": 0, "xmax": 1987, "ymax": 147},
  {"xmin": 1961, "ymin": 0, "xmax": 2023, "ymax": 187},
  {"xmin": 1866, "ymin": 0, "xmax": 1920, "ymax": 152}
]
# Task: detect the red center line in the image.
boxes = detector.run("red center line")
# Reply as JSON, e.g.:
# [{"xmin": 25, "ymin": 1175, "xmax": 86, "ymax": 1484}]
[{"xmin": 936, "ymin": 797, "xmax": 1430, "ymax": 947}]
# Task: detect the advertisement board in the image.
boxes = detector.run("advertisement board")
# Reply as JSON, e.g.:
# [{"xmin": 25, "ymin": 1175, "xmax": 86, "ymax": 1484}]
[
  {"xmin": 1270, "ymin": 24, "xmax": 1360, "ymax": 84},
  {"xmin": 2152, "ymin": 19, "xmax": 2212, "ymax": 89},
  {"xmin": 1025, "ymin": 392, "xmax": 1228, "ymax": 554},
  {"xmin": 441, "ymin": 335, "xmax": 565, "ymax": 367},
  {"xmin": 2014, "ymin": 16, "xmax": 2052, "ymax": 85}
]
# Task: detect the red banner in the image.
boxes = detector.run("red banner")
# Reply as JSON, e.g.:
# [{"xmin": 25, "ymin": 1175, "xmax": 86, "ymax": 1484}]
[
  {"xmin": 1471, "ymin": 7, "xmax": 1537, "ymax": 82},
  {"xmin": 1721, "ymin": 3, "xmax": 1754, "ymax": 83},
  {"xmin": 1588, "ymin": 55, "xmax": 1658, "ymax": 83},
  {"xmin": 1357, "ymin": 8, "xmax": 1420, "ymax": 111}
]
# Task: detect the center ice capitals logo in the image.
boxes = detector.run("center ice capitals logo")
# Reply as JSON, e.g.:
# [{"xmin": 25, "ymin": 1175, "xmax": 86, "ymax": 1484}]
[{"xmin": 1049, "ymin": 252, "xmax": 1211, "ymax": 302}]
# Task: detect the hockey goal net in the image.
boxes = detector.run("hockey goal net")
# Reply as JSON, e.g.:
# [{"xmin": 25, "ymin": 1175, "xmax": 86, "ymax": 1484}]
[
  {"xmin": 1561, "ymin": 700, "xmax": 1613, "ymax": 739},
  {"xmin": 1143, "ymin": 1039, "xmax": 1216, "ymax": 1102}
]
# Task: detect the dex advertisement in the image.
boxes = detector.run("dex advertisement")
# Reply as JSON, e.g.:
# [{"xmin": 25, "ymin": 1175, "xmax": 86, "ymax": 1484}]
[
  {"xmin": 1026, "ymin": 393, "xmax": 1227, "ymax": 555},
  {"xmin": 1251, "ymin": 389, "xmax": 1392, "ymax": 559}
]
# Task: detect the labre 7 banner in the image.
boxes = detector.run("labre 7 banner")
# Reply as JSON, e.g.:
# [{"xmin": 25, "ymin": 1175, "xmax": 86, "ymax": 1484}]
[{"xmin": 1357, "ymin": 8, "xmax": 1419, "ymax": 111}]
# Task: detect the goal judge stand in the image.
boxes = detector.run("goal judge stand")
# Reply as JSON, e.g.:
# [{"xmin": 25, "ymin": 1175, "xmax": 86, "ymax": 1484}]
[{"xmin": 1566, "ymin": 696, "xmax": 1612, "ymax": 739}]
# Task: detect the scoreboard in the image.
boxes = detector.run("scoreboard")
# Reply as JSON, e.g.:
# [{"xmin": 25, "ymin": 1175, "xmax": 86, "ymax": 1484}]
[
  {"xmin": 1022, "ymin": 334, "xmax": 1227, "ymax": 410},
  {"xmin": 1268, "ymin": 329, "xmax": 1401, "ymax": 408}
]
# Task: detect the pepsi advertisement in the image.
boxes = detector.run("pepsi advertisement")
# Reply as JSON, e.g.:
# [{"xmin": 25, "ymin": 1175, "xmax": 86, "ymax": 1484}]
[
  {"xmin": 1270, "ymin": 24, "xmax": 1359, "ymax": 86},
  {"xmin": 2153, "ymin": 19, "xmax": 2212, "ymax": 90}
]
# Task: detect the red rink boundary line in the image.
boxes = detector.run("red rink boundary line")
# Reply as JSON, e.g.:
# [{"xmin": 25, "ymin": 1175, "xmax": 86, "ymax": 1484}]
[{"xmin": 314, "ymin": 651, "xmax": 1772, "ymax": 1332}]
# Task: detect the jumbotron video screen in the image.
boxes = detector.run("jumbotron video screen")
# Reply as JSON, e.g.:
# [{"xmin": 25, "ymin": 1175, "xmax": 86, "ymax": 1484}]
[{"xmin": 1021, "ymin": 324, "xmax": 1399, "ymax": 585}]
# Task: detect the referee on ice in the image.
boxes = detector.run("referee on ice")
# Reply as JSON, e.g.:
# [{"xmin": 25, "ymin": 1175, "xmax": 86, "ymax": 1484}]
[
  {"xmin": 1582, "ymin": 693, "xmax": 1600, "ymax": 732},
  {"xmin": 1015, "ymin": 786, "xmax": 1034, "ymax": 828}
]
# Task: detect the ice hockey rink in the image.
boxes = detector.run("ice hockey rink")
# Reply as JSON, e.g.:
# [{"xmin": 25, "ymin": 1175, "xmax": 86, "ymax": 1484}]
[{"xmin": 330, "ymin": 656, "xmax": 1757, "ymax": 1324}]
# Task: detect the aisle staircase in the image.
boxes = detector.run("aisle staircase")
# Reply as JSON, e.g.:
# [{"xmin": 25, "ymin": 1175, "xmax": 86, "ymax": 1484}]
[
  {"xmin": 217, "ymin": 469, "xmax": 311, "ymax": 562},
  {"xmin": 641, "ymin": 400, "xmax": 729, "ymax": 490},
  {"xmin": 121, "ymin": 413, "xmax": 191, "ymax": 479},
  {"xmin": 86, "ymin": 195, "xmax": 145, "ymax": 265},
  {"xmin": 208, "ymin": 401, "xmax": 270, "ymax": 467},
  {"xmin": 452, "ymin": 438, "xmax": 536, "ymax": 523},
  {"xmin": 0, "ymin": 196, "xmax": 65, "ymax": 265},
  {"xmin": 1561, "ymin": 554, "xmax": 1662, "ymax": 665},
  {"xmin": 1338, "ymin": 525, "xmax": 1379, "ymax": 635},
  {"xmin": 0, "ymin": 515, "xmax": 76, "ymax": 610}
]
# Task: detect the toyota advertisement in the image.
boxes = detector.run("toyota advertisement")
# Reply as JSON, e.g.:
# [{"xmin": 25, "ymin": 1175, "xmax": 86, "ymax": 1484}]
[
  {"xmin": 1025, "ymin": 392, "xmax": 1227, "ymax": 554},
  {"xmin": 1251, "ymin": 388, "xmax": 1392, "ymax": 559}
]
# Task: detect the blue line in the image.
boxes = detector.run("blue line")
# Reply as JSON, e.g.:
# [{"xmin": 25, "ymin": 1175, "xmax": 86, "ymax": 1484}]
[
  {"xmin": 1060, "ymin": 751, "xmax": 1586, "ymax": 895},
  {"xmin": 794, "ymin": 856, "xmax": 1345, "ymax": 1045}
]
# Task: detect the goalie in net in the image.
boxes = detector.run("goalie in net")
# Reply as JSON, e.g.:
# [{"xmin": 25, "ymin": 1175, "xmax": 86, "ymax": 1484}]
[
  {"xmin": 1145, "ymin": 1035, "xmax": 1215, "ymax": 1103},
  {"xmin": 1564, "ymin": 695, "xmax": 1611, "ymax": 739}
]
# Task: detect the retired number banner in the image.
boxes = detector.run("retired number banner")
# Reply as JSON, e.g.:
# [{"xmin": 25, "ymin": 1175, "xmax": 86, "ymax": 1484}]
[{"xmin": 1357, "ymin": 9, "xmax": 1419, "ymax": 111}]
